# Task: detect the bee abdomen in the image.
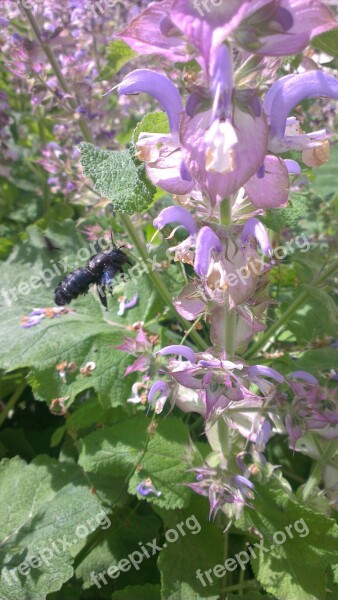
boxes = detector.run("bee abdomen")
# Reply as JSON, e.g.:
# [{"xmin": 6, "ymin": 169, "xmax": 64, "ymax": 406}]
[{"xmin": 54, "ymin": 268, "xmax": 95, "ymax": 306}]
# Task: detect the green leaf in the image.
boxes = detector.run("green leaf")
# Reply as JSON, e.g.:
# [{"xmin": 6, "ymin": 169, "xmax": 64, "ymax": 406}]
[
  {"xmin": 285, "ymin": 285, "xmax": 338, "ymax": 343},
  {"xmin": 78, "ymin": 414, "xmax": 195, "ymax": 509},
  {"xmin": 157, "ymin": 495, "xmax": 223, "ymax": 600},
  {"xmin": 0, "ymin": 456, "xmax": 106, "ymax": 600},
  {"xmin": 74, "ymin": 510, "xmax": 161, "ymax": 590},
  {"xmin": 227, "ymin": 595, "xmax": 273, "ymax": 600},
  {"xmin": 312, "ymin": 30, "xmax": 338, "ymax": 57},
  {"xmin": 262, "ymin": 192, "xmax": 311, "ymax": 232},
  {"xmin": 241, "ymin": 481, "xmax": 338, "ymax": 600},
  {"xmin": 78, "ymin": 142, "xmax": 156, "ymax": 214},
  {"xmin": 132, "ymin": 111, "xmax": 170, "ymax": 144},
  {"xmin": 310, "ymin": 142, "xmax": 338, "ymax": 199},
  {"xmin": 112, "ymin": 584, "xmax": 161, "ymax": 600},
  {"xmin": 98, "ymin": 40, "xmax": 137, "ymax": 81},
  {"xmin": 0, "ymin": 226, "xmax": 163, "ymax": 410},
  {"xmin": 291, "ymin": 347, "xmax": 338, "ymax": 375}
]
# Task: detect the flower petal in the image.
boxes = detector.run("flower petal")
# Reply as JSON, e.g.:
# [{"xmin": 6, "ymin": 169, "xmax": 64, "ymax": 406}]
[
  {"xmin": 180, "ymin": 105, "xmax": 268, "ymax": 205},
  {"xmin": 171, "ymin": 0, "xmax": 271, "ymax": 69},
  {"xmin": 194, "ymin": 226, "xmax": 222, "ymax": 277},
  {"xmin": 248, "ymin": 365, "xmax": 285, "ymax": 382},
  {"xmin": 244, "ymin": 155, "xmax": 289, "ymax": 208},
  {"xmin": 118, "ymin": 69, "xmax": 183, "ymax": 134},
  {"xmin": 284, "ymin": 158, "xmax": 301, "ymax": 174},
  {"xmin": 241, "ymin": 218, "xmax": 272, "ymax": 257},
  {"xmin": 265, "ymin": 71, "xmax": 338, "ymax": 144},
  {"xmin": 174, "ymin": 283, "xmax": 206, "ymax": 320},
  {"xmin": 154, "ymin": 206, "xmax": 198, "ymax": 235},
  {"xmin": 157, "ymin": 345, "xmax": 196, "ymax": 362},
  {"xmin": 246, "ymin": 0, "xmax": 337, "ymax": 56},
  {"xmin": 290, "ymin": 371, "xmax": 318, "ymax": 384},
  {"xmin": 117, "ymin": 0, "xmax": 188, "ymax": 63}
]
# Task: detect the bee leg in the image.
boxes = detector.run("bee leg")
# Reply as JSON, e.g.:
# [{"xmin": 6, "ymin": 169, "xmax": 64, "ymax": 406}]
[{"xmin": 97, "ymin": 282, "xmax": 108, "ymax": 309}]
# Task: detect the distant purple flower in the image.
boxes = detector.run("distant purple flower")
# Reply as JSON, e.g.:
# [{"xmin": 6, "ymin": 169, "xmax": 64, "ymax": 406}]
[
  {"xmin": 117, "ymin": 293, "xmax": 139, "ymax": 316},
  {"xmin": 187, "ymin": 464, "xmax": 254, "ymax": 520},
  {"xmin": 137, "ymin": 478, "xmax": 162, "ymax": 497}
]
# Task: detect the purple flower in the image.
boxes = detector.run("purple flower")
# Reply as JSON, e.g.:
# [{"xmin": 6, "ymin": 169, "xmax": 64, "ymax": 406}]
[
  {"xmin": 117, "ymin": 69, "xmax": 183, "ymax": 134},
  {"xmin": 194, "ymin": 226, "xmax": 222, "ymax": 278},
  {"xmin": 116, "ymin": 326, "xmax": 153, "ymax": 377},
  {"xmin": 117, "ymin": 293, "xmax": 139, "ymax": 316},
  {"xmin": 187, "ymin": 464, "xmax": 254, "ymax": 520},
  {"xmin": 180, "ymin": 97, "xmax": 268, "ymax": 205},
  {"xmin": 154, "ymin": 206, "xmax": 198, "ymax": 236},
  {"xmin": 171, "ymin": 0, "xmax": 336, "ymax": 64},
  {"xmin": 289, "ymin": 371, "xmax": 318, "ymax": 385},
  {"xmin": 137, "ymin": 478, "xmax": 162, "ymax": 497},
  {"xmin": 117, "ymin": 70, "xmax": 195, "ymax": 195},
  {"xmin": 265, "ymin": 71, "xmax": 338, "ymax": 156},
  {"xmin": 234, "ymin": 0, "xmax": 337, "ymax": 56},
  {"xmin": 157, "ymin": 344, "xmax": 196, "ymax": 363},
  {"xmin": 117, "ymin": 1, "xmax": 188, "ymax": 63},
  {"xmin": 244, "ymin": 155, "xmax": 290, "ymax": 209},
  {"xmin": 248, "ymin": 365, "xmax": 285, "ymax": 383},
  {"xmin": 148, "ymin": 380, "xmax": 171, "ymax": 414},
  {"xmin": 241, "ymin": 218, "xmax": 272, "ymax": 257}
]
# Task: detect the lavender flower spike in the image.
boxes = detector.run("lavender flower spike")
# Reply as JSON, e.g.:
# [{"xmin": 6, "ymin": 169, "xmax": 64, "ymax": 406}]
[
  {"xmin": 117, "ymin": 69, "xmax": 183, "ymax": 134},
  {"xmin": 241, "ymin": 218, "xmax": 272, "ymax": 257},
  {"xmin": 153, "ymin": 206, "xmax": 198, "ymax": 235}
]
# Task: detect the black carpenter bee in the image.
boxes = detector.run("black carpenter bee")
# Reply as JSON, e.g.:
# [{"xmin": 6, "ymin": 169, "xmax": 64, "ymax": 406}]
[{"xmin": 54, "ymin": 240, "xmax": 131, "ymax": 309}]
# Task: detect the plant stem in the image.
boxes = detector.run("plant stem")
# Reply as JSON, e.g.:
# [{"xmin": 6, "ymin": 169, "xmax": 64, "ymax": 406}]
[
  {"xmin": 220, "ymin": 197, "xmax": 235, "ymax": 354},
  {"xmin": 121, "ymin": 214, "xmax": 208, "ymax": 351},
  {"xmin": 0, "ymin": 382, "xmax": 26, "ymax": 428},
  {"xmin": 224, "ymin": 309, "xmax": 236, "ymax": 356},
  {"xmin": 23, "ymin": 8, "xmax": 208, "ymax": 352},
  {"xmin": 302, "ymin": 438, "xmax": 338, "ymax": 502},
  {"xmin": 220, "ymin": 197, "xmax": 232, "ymax": 226},
  {"xmin": 244, "ymin": 258, "xmax": 338, "ymax": 360}
]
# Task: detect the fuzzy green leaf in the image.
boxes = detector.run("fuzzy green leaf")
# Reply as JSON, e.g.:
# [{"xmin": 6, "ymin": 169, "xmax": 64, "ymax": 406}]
[
  {"xmin": 0, "ymin": 456, "xmax": 105, "ymax": 600},
  {"xmin": 78, "ymin": 142, "xmax": 156, "ymax": 214},
  {"xmin": 132, "ymin": 111, "xmax": 170, "ymax": 144},
  {"xmin": 78, "ymin": 415, "xmax": 196, "ymax": 510},
  {"xmin": 241, "ymin": 482, "xmax": 338, "ymax": 600},
  {"xmin": 98, "ymin": 40, "xmax": 137, "ymax": 80}
]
